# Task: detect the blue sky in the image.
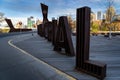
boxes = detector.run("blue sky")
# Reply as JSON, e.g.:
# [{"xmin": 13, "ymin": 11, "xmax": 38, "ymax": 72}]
[{"xmin": 0, "ymin": 0, "xmax": 120, "ymax": 20}]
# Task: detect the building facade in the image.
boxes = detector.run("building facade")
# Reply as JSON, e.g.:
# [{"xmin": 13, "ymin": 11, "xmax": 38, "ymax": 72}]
[{"xmin": 97, "ymin": 11, "xmax": 102, "ymax": 20}]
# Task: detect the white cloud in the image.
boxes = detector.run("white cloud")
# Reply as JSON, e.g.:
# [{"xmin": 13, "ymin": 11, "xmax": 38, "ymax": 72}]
[
  {"xmin": 114, "ymin": 0, "xmax": 120, "ymax": 2},
  {"xmin": 49, "ymin": 8, "xmax": 75, "ymax": 18}
]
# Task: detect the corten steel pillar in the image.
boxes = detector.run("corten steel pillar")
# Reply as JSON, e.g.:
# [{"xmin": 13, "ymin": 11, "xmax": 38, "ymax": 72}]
[
  {"xmin": 44, "ymin": 22, "xmax": 53, "ymax": 41},
  {"xmin": 43, "ymin": 22, "xmax": 48, "ymax": 39},
  {"xmin": 5, "ymin": 19, "xmax": 15, "ymax": 32},
  {"xmin": 37, "ymin": 24, "xmax": 40, "ymax": 35},
  {"xmin": 40, "ymin": 3, "xmax": 49, "ymax": 37},
  {"xmin": 52, "ymin": 19, "xmax": 57, "ymax": 45},
  {"xmin": 41, "ymin": 3, "xmax": 49, "ymax": 23},
  {"xmin": 54, "ymin": 16, "xmax": 75, "ymax": 56},
  {"xmin": 37, "ymin": 24, "xmax": 44, "ymax": 37},
  {"xmin": 76, "ymin": 7, "xmax": 106, "ymax": 79}
]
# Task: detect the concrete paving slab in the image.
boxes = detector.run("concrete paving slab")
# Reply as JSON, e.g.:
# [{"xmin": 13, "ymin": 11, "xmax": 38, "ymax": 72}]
[{"xmin": 12, "ymin": 33, "xmax": 120, "ymax": 80}]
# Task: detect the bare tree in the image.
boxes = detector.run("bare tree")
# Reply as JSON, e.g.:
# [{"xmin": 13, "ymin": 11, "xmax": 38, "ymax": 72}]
[
  {"xmin": 106, "ymin": 0, "xmax": 116, "ymax": 23},
  {"xmin": 105, "ymin": 0, "xmax": 116, "ymax": 38}
]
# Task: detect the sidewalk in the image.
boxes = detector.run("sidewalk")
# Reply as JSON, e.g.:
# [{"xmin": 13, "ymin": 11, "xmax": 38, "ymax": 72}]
[
  {"xmin": 12, "ymin": 33, "xmax": 98, "ymax": 80},
  {"xmin": 12, "ymin": 33, "xmax": 120, "ymax": 80}
]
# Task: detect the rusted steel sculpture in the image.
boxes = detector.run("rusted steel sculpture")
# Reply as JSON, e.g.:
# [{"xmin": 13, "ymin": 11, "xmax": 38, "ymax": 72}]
[
  {"xmin": 38, "ymin": 4, "xmax": 75, "ymax": 56},
  {"xmin": 37, "ymin": 24, "xmax": 44, "ymax": 36},
  {"xmin": 54, "ymin": 16, "xmax": 75, "ymax": 56},
  {"xmin": 52, "ymin": 19, "xmax": 57, "ymax": 45},
  {"xmin": 41, "ymin": 3, "xmax": 49, "ymax": 23},
  {"xmin": 44, "ymin": 22, "xmax": 53, "ymax": 41},
  {"xmin": 5, "ymin": 19, "xmax": 32, "ymax": 32},
  {"xmin": 39, "ymin": 3, "xmax": 53, "ymax": 42},
  {"xmin": 39, "ymin": 3, "xmax": 49, "ymax": 38},
  {"xmin": 76, "ymin": 7, "xmax": 106, "ymax": 79},
  {"xmin": 5, "ymin": 19, "xmax": 15, "ymax": 32},
  {"xmin": 38, "ymin": 3, "xmax": 53, "ymax": 40}
]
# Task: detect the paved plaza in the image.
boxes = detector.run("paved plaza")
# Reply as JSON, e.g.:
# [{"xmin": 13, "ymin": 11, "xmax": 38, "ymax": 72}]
[{"xmin": 13, "ymin": 33, "xmax": 120, "ymax": 80}]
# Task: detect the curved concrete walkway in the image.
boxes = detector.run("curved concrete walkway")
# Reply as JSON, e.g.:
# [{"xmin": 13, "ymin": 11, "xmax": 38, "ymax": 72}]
[
  {"xmin": 0, "ymin": 33, "xmax": 76, "ymax": 80},
  {"xmin": 14, "ymin": 33, "xmax": 120, "ymax": 80}
]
